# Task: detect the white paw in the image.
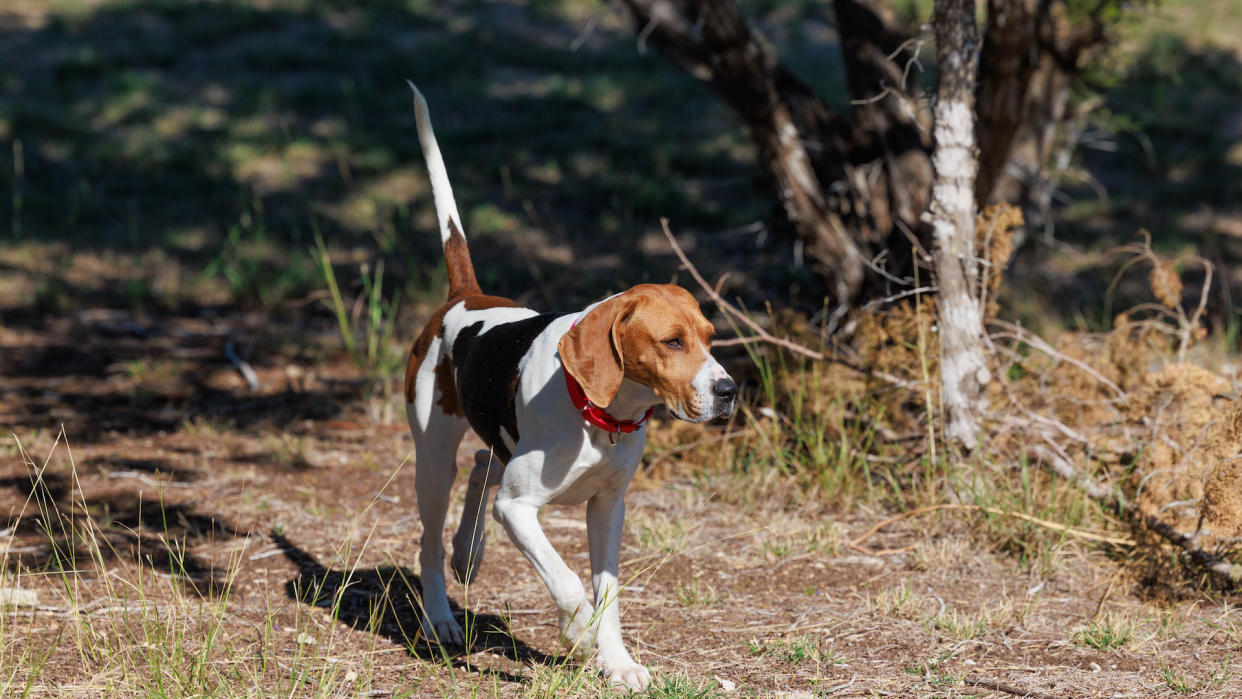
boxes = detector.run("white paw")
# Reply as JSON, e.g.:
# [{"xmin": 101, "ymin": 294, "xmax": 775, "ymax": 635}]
[
  {"xmin": 420, "ymin": 614, "xmax": 465, "ymax": 646},
  {"xmin": 604, "ymin": 661, "xmax": 651, "ymax": 691}
]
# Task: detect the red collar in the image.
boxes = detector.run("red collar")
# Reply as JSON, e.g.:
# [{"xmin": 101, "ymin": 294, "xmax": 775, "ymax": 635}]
[
  {"xmin": 563, "ymin": 314, "xmax": 653, "ymax": 438},
  {"xmin": 564, "ymin": 368, "xmax": 653, "ymax": 438}
]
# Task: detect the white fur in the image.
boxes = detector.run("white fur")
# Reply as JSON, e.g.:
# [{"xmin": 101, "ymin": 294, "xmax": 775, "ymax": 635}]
[
  {"xmin": 408, "ymin": 81, "xmax": 464, "ymax": 245},
  {"xmin": 407, "ymin": 311, "xmax": 660, "ymax": 688}
]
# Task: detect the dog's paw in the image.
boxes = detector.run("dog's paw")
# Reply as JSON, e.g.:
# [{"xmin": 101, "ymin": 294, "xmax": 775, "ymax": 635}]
[
  {"xmin": 420, "ymin": 614, "xmax": 465, "ymax": 646},
  {"xmin": 603, "ymin": 661, "xmax": 651, "ymax": 692},
  {"xmin": 449, "ymin": 538, "xmax": 484, "ymax": 584}
]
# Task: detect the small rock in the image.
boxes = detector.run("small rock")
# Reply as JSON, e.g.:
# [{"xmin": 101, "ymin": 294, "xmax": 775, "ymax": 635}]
[{"xmin": 0, "ymin": 587, "xmax": 38, "ymax": 608}]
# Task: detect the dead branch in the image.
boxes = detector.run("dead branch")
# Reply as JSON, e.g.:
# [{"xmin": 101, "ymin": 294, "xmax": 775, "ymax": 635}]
[
  {"xmin": 659, "ymin": 218, "xmax": 918, "ymax": 391},
  {"xmin": 964, "ymin": 677, "xmax": 1058, "ymax": 699},
  {"xmin": 849, "ymin": 503, "xmax": 1136, "ymax": 551},
  {"xmin": 1025, "ymin": 433, "xmax": 1242, "ymax": 584},
  {"xmin": 1029, "ymin": 443, "xmax": 1116, "ymax": 504},
  {"xmin": 988, "ymin": 319, "xmax": 1125, "ymax": 398}
]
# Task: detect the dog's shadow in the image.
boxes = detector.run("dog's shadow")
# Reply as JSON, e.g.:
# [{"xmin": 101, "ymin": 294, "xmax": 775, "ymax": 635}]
[{"xmin": 271, "ymin": 533, "xmax": 562, "ymax": 682}]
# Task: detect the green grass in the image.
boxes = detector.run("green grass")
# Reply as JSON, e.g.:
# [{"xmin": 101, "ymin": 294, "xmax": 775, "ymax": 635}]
[
  {"xmin": 312, "ymin": 231, "xmax": 404, "ymax": 378},
  {"xmin": 747, "ymin": 635, "xmax": 845, "ymax": 667},
  {"xmin": 902, "ymin": 650, "xmax": 959, "ymax": 689},
  {"xmin": 1159, "ymin": 656, "xmax": 1233, "ymax": 694},
  {"xmin": 1073, "ymin": 616, "xmax": 1139, "ymax": 651},
  {"xmin": 674, "ymin": 576, "xmax": 718, "ymax": 606},
  {"xmin": 641, "ymin": 673, "xmax": 722, "ymax": 699},
  {"xmin": 931, "ymin": 609, "xmax": 988, "ymax": 641}
]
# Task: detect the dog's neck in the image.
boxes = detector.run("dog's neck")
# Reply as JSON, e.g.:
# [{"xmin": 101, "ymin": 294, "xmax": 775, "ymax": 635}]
[{"xmin": 604, "ymin": 379, "xmax": 659, "ymax": 422}]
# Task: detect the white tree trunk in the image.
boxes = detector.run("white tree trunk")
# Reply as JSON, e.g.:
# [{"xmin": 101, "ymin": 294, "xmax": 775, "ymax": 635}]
[{"xmin": 931, "ymin": 0, "xmax": 990, "ymax": 447}]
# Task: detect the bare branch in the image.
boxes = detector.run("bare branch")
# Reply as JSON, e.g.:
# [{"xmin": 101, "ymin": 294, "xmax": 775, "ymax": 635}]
[
  {"xmin": 660, "ymin": 218, "xmax": 917, "ymax": 391},
  {"xmin": 989, "ymin": 319, "xmax": 1126, "ymax": 399}
]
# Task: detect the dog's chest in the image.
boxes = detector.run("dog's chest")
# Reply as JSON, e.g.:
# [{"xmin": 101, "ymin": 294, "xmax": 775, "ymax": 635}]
[{"xmin": 546, "ymin": 432, "xmax": 645, "ymax": 505}]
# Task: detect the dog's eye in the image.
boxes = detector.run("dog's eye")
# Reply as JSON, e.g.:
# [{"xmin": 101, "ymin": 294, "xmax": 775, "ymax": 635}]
[{"xmin": 663, "ymin": 337, "xmax": 683, "ymax": 350}]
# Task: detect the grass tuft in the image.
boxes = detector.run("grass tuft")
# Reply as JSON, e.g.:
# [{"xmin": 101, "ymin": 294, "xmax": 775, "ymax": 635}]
[{"xmin": 1073, "ymin": 615, "xmax": 1139, "ymax": 651}]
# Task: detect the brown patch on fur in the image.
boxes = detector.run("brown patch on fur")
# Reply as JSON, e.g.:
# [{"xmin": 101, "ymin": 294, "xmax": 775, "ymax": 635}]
[
  {"xmin": 463, "ymin": 294, "xmax": 520, "ymax": 311},
  {"xmin": 444, "ymin": 219, "xmax": 480, "ymax": 297},
  {"xmin": 433, "ymin": 356, "xmax": 461, "ymax": 416},
  {"xmin": 405, "ymin": 302, "xmax": 453, "ymax": 404}
]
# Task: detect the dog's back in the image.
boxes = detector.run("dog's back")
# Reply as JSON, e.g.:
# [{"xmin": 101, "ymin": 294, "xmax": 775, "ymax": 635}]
[{"xmin": 403, "ymin": 83, "xmax": 551, "ymax": 463}]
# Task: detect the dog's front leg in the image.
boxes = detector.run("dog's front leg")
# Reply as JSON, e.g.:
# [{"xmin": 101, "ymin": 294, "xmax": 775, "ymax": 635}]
[
  {"xmin": 586, "ymin": 490, "xmax": 650, "ymax": 691},
  {"xmin": 492, "ymin": 453, "xmax": 596, "ymax": 656}
]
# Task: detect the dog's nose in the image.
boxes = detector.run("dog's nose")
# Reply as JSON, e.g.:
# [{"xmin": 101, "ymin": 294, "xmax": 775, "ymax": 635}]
[{"xmin": 712, "ymin": 377, "xmax": 738, "ymax": 402}]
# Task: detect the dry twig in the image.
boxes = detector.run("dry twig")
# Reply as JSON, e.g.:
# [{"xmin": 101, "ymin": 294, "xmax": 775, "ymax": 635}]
[
  {"xmin": 849, "ymin": 503, "xmax": 1136, "ymax": 551},
  {"xmin": 659, "ymin": 218, "xmax": 916, "ymax": 390},
  {"xmin": 988, "ymin": 320, "xmax": 1125, "ymax": 398},
  {"xmin": 964, "ymin": 676, "xmax": 1058, "ymax": 699}
]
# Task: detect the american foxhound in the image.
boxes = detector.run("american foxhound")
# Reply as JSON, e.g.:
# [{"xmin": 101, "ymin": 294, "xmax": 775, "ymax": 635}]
[{"xmin": 402, "ymin": 83, "xmax": 737, "ymax": 691}]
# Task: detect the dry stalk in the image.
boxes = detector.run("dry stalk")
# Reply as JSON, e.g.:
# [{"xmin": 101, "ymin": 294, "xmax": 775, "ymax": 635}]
[
  {"xmin": 1107, "ymin": 229, "xmax": 1212, "ymax": 362},
  {"xmin": 849, "ymin": 503, "xmax": 1136, "ymax": 552}
]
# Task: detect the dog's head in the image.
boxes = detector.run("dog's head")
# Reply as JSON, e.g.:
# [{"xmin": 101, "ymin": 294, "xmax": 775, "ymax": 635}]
[{"xmin": 558, "ymin": 284, "xmax": 736, "ymax": 423}]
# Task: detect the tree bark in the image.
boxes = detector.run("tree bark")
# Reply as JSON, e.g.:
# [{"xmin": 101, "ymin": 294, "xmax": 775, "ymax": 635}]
[{"xmin": 930, "ymin": 0, "xmax": 989, "ymax": 447}]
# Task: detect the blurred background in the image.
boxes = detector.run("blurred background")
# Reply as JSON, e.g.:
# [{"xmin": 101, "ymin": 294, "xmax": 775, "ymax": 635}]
[{"xmin": 3, "ymin": 0, "xmax": 1238, "ymax": 331}]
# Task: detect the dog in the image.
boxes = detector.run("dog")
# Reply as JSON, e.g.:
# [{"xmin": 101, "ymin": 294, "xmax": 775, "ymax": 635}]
[{"xmin": 402, "ymin": 82, "xmax": 737, "ymax": 691}]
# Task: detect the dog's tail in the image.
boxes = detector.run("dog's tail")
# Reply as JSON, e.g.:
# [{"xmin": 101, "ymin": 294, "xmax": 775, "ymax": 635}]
[{"xmin": 408, "ymin": 81, "xmax": 480, "ymax": 297}]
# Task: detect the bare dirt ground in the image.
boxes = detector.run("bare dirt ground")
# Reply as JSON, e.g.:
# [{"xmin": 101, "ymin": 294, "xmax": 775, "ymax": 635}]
[{"xmin": 3, "ymin": 311, "xmax": 1239, "ymax": 697}]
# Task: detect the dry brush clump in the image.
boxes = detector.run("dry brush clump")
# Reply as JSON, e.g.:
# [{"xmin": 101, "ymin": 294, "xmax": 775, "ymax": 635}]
[
  {"xmin": 988, "ymin": 233, "xmax": 1241, "ymax": 585},
  {"xmin": 661, "ymin": 215, "xmax": 1238, "ymax": 584}
]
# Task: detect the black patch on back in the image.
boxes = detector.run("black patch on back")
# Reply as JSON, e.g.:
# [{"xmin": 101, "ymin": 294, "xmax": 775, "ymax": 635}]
[{"xmin": 452, "ymin": 312, "xmax": 561, "ymax": 463}]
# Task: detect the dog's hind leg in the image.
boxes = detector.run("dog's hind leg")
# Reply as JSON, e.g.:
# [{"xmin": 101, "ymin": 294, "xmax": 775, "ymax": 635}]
[
  {"xmin": 451, "ymin": 449, "xmax": 504, "ymax": 584},
  {"xmin": 407, "ymin": 343, "xmax": 470, "ymax": 646}
]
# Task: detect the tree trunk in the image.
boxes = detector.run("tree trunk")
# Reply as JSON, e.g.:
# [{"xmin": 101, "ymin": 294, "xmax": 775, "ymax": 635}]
[
  {"xmin": 618, "ymin": 0, "xmax": 1116, "ymax": 311},
  {"xmin": 975, "ymin": 0, "xmax": 1112, "ymax": 209},
  {"xmin": 618, "ymin": 0, "xmax": 940, "ymax": 308},
  {"xmin": 616, "ymin": 0, "xmax": 867, "ymax": 304},
  {"xmin": 930, "ymin": 0, "xmax": 989, "ymax": 447}
]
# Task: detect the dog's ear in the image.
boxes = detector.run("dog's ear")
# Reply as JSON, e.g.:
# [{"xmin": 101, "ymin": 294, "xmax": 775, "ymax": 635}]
[{"xmin": 558, "ymin": 294, "xmax": 633, "ymax": 408}]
